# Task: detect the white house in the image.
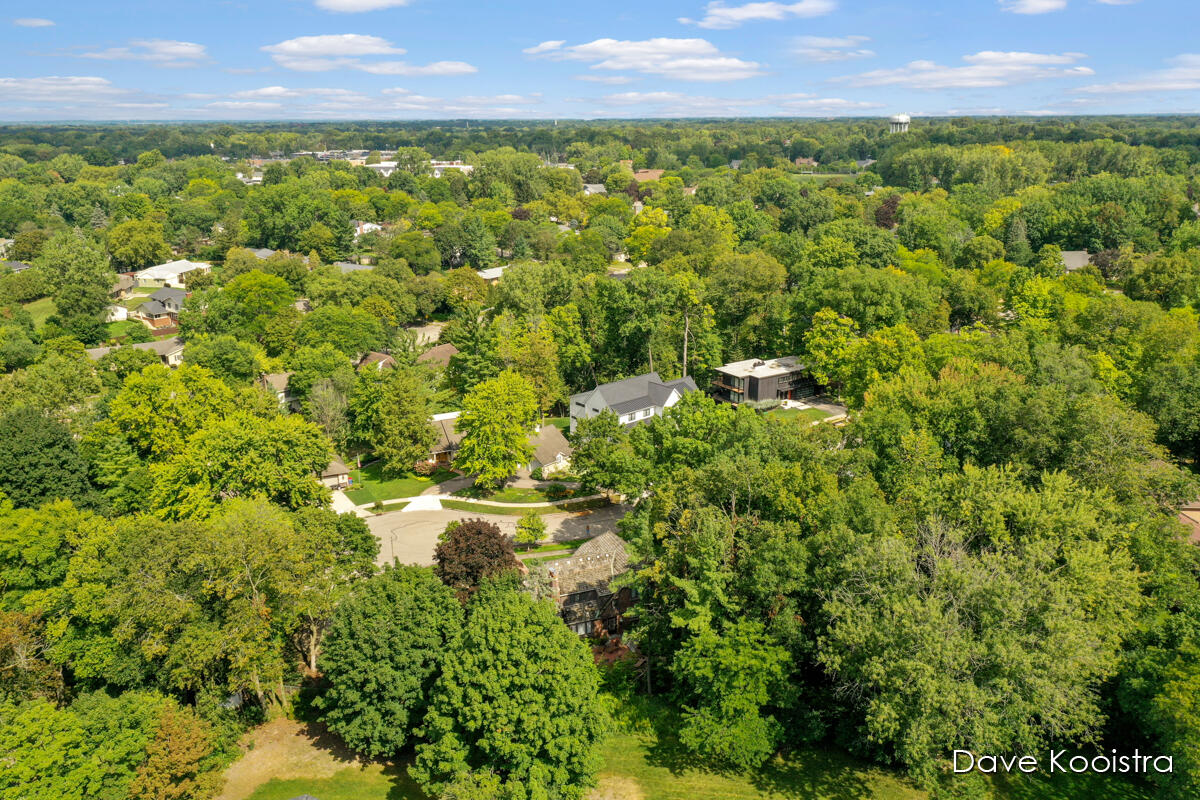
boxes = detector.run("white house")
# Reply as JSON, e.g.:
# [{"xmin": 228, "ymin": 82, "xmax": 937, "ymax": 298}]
[
  {"xmin": 476, "ymin": 265, "xmax": 507, "ymax": 284},
  {"xmin": 105, "ymin": 305, "xmax": 128, "ymax": 322},
  {"xmin": 430, "ymin": 160, "xmax": 474, "ymax": 178},
  {"xmin": 353, "ymin": 220, "xmax": 383, "ymax": 238},
  {"xmin": 569, "ymin": 372, "xmax": 698, "ymax": 433},
  {"xmin": 134, "ymin": 259, "xmax": 211, "ymax": 289}
]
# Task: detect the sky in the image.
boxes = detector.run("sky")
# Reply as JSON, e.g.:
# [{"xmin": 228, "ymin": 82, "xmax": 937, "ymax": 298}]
[{"xmin": 1, "ymin": 0, "xmax": 1198, "ymax": 121}]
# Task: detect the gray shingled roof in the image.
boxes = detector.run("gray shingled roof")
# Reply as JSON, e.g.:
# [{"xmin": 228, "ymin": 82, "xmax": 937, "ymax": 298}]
[
  {"xmin": 136, "ymin": 300, "xmax": 169, "ymax": 316},
  {"xmin": 150, "ymin": 287, "xmax": 186, "ymax": 303},
  {"xmin": 572, "ymin": 372, "xmax": 698, "ymax": 416},
  {"xmin": 85, "ymin": 337, "xmax": 184, "ymax": 361},
  {"xmin": 551, "ymin": 532, "xmax": 629, "ymax": 599},
  {"xmin": 531, "ymin": 425, "xmax": 572, "ymax": 466}
]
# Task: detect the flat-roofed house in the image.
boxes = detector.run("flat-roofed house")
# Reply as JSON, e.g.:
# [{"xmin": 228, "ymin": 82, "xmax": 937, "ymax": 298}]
[
  {"xmin": 134, "ymin": 259, "xmax": 211, "ymax": 289},
  {"xmin": 713, "ymin": 356, "xmax": 821, "ymax": 404},
  {"xmin": 1061, "ymin": 251, "xmax": 1092, "ymax": 272},
  {"xmin": 569, "ymin": 372, "xmax": 698, "ymax": 433}
]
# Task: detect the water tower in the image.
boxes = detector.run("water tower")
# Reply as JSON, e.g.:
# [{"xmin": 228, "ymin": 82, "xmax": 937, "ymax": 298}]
[{"xmin": 889, "ymin": 113, "xmax": 911, "ymax": 134}]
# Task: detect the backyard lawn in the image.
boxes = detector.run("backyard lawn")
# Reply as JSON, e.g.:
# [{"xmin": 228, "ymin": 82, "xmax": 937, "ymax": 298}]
[
  {"xmin": 545, "ymin": 415, "xmax": 570, "ymax": 433},
  {"xmin": 768, "ymin": 407, "xmax": 831, "ymax": 424},
  {"xmin": 343, "ymin": 461, "xmax": 457, "ymax": 505},
  {"xmin": 243, "ymin": 765, "xmax": 427, "ymax": 800},
  {"xmin": 21, "ymin": 296, "xmax": 55, "ymax": 326},
  {"xmin": 221, "ymin": 712, "xmax": 1153, "ymax": 800}
]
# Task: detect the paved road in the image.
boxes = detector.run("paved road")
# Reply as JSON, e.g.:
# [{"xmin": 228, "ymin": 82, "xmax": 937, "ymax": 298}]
[{"xmin": 366, "ymin": 503, "xmax": 630, "ymax": 567}]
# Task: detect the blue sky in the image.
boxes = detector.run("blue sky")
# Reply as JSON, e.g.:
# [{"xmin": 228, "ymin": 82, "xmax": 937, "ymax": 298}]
[{"xmin": 1, "ymin": 0, "xmax": 1197, "ymax": 120}]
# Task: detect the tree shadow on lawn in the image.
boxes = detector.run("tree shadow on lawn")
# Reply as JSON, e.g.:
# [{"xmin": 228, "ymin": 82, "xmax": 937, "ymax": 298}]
[{"xmin": 642, "ymin": 710, "xmax": 879, "ymax": 799}]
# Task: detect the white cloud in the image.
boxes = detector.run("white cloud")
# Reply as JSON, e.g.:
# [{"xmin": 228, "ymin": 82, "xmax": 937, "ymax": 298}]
[
  {"xmin": 207, "ymin": 101, "xmax": 284, "ymax": 110},
  {"xmin": 795, "ymin": 35, "xmax": 873, "ymax": 62},
  {"xmin": 0, "ymin": 75, "xmax": 130, "ymax": 102},
  {"xmin": 314, "ymin": 0, "xmax": 413, "ymax": 11},
  {"xmin": 1077, "ymin": 53, "xmax": 1200, "ymax": 93},
  {"xmin": 680, "ymin": 1, "xmax": 837, "ymax": 29},
  {"xmin": 13, "ymin": 18, "xmax": 54, "ymax": 27},
  {"xmin": 573, "ymin": 75, "xmax": 636, "ymax": 85},
  {"xmin": 523, "ymin": 41, "xmax": 564, "ymax": 55},
  {"xmin": 777, "ymin": 95, "xmax": 883, "ymax": 112},
  {"xmin": 584, "ymin": 90, "xmax": 878, "ymax": 117},
  {"xmin": 79, "ymin": 39, "xmax": 208, "ymax": 67},
  {"xmin": 535, "ymin": 38, "xmax": 764, "ymax": 81},
  {"xmin": 840, "ymin": 51, "xmax": 1093, "ymax": 89},
  {"xmin": 1000, "ymin": 0, "xmax": 1067, "ymax": 13},
  {"xmin": 262, "ymin": 34, "xmax": 476, "ymax": 75},
  {"xmin": 458, "ymin": 93, "xmax": 542, "ymax": 104},
  {"xmin": 233, "ymin": 86, "xmax": 304, "ymax": 99}
]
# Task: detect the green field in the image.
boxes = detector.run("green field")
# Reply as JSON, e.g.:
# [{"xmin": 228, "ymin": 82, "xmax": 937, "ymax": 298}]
[
  {"xmin": 439, "ymin": 498, "xmax": 609, "ymax": 515},
  {"xmin": 344, "ymin": 462, "xmax": 456, "ymax": 505},
  {"xmin": 21, "ymin": 296, "xmax": 56, "ymax": 326},
  {"xmin": 231, "ymin": 717, "xmax": 1153, "ymax": 800},
  {"xmin": 243, "ymin": 763, "xmax": 427, "ymax": 800},
  {"xmin": 768, "ymin": 407, "xmax": 831, "ymax": 423},
  {"xmin": 454, "ymin": 484, "xmax": 579, "ymax": 503}
]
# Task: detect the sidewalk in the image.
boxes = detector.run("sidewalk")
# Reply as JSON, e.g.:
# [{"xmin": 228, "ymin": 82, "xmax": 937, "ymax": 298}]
[{"xmin": 357, "ymin": 490, "xmax": 607, "ymax": 514}]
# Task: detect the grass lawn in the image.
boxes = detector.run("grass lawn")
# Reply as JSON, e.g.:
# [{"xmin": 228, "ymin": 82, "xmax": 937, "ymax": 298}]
[
  {"xmin": 344, "ymin": 461, "xmax": 456, "ymax": 505},
  {"xmin": 545, "ymin": 416, "xmax": 570, "ymax": 433},
  {"xmin": 22, "ymin": 296, "xmax": 55, "ymax": 326},
  {"xmin": 439, "ymin": 498, "xmax": 609, "ymax": 516},
  {"xmin": 243, "ymin": 764, "xmax": 427, "ymax": 800},
  {"xmin": 454, "ymin": 484, "xmax": 579, "ymax": 503},
  {"xmin": 768, "ymin": 407, "xmax": 831, "ymax": 424},
  {"xmin": 104, "ymin": 320, "xmax": 150, "ymax": 340}
]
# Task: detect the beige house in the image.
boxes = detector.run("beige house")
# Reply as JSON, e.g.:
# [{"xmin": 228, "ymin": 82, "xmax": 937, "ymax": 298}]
[
  {"xmin": 320, "ymin": 457, "xmax": 352, "ymax": 490},
  {"xmin": 529, "ymin": 425, "xmax": 572, "ymax": 476}
]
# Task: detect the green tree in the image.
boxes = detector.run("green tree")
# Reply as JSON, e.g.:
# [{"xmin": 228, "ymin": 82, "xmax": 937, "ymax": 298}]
[
  {"xmin": 317, "ymin": 565, "xmax": 463, "ymax": 757},
  {"xmin": 455, "ymin": 371, "xmax": 537, "ymax": 488},
  {"xmin": 150, "ymin": 413, "xmax": 332, "ymax": 519},
  {"xmin": 0, "ymin": 407, "xmax": 94, "ymax": 509},
  {"xmin": 515, "ymin": 509, "xmax": 546, "ymax": 547},
  {"xmin": 374, "ymin": 368, "xmax": 438, "ymax": 477},
  {"xmin": 411, "ymin": 586, "xmax": 607, "ymax": 800},
  {"xmin": 673, "ymin": 621, "xmax": 791, "ymax": 770},
  {"xmin": 106, "ymin": 218, "xmax": 171, "ymax": 271}
]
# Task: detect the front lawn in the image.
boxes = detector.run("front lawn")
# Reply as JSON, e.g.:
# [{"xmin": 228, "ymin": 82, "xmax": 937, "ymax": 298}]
[
  {"xmin": 21, "ymin": 296, "xmax": 55, "ymax": 326},
  {"xmin": 454, "ymin": 484, "xmax": 579, "ymax": 503},
  {"xmin": 344, "ymin": 461, "xmax": 456, "ymax": 505},
  {"xmin": 439, "ymin": 498, "xmax": 608, "ymax": 515}
]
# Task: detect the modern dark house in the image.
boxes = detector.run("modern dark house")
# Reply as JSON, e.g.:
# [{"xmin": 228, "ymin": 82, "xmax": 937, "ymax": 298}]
[
  {"xmin": 569, "ymin": 372, "xmax": 698, "ymax": 433},
  {"xmin": 713, "ymin": 356, "xmax": 821, "ymax": 404}
]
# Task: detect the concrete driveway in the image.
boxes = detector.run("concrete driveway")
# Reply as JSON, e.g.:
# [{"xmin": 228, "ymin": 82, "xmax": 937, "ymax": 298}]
[{"xmin": 366, "ymin": 503, "xmax": 630, "ymax": 566}]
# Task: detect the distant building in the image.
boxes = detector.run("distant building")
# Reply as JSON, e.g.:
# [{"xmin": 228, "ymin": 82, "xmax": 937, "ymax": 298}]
[
  {"xmin": 430, "ymin": 160, "xmax": 474, "ymax": 178},
  {"xmin": 353, "ymin": 220, "xmax": 383, "ymax": 238},
  {"xmin": 1061, "ymin": 251, "xmax": 1092, "ymax": 272},
  {"xmin": 476, "ymin": 265, "xmax": 507, "ymax": 284},
  {"xmin": 85, "ymin": 337, "xmax": 185, "ymax": 367},
  {"xmin": 889, "ymin": 113, "xmax": 911, "ymax": 134},
  {"xmin": 631, "ymin": 169, "xmax": 665, "ymax": 183},
  {"xmin": 356, "ymin": 351, "xmax": 397, "ymax": 371},
  {"xmin": 1, "ymin": 260, "xmax": 31, "ymax": 274},
  {"xmin": 548, "ymin": 533, "xmax": 633, "ymax": 636},
  {"xmin": 110, "ymin": 274, "xmax": 136, "ymax": 299},
  {"xmin": 134, "ymin": 259, "xmax": 211, "ymax": 289},
  {"xmin": 320, "ymin": 457, "xmax": 352, "ymax": 490},
  {"xmin": 259, "ymin": 372, "xmax": 298, "ymax": 411},
  {"xmin": 334, "ymin": 261, "xmax": 373, "ymax": 275},
  {"xmin": 583, "ymin": 183, "xmax": 608, "ymax": 196},
  {"xmin": 713, "ymin": 356, "xmax": 822, "ymax": 404},
  {"xmin": 795, "ymin": 156, "xmax": 818, "ymax": 172},
  {"xmin": 418, "ymin": 342, "xmax": 459, "ymax": 370},
  {"xmin": 569, "ymin": 372, "xmax": 698, "ymax": 433},
  {"xmin": 1180, "ymin": 498, "xmax": 1200, "ymax": 544}
]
